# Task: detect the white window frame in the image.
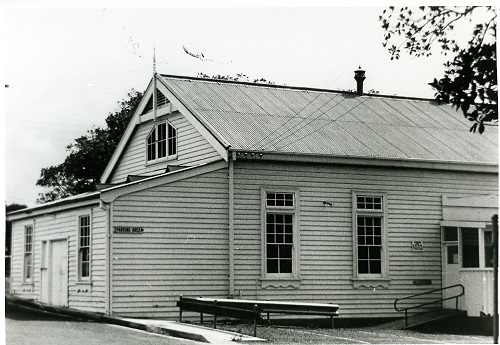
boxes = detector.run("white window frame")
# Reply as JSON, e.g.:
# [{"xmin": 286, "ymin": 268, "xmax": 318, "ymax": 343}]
[
  {"xmin": 78, "ymin": 214, "xmax": 92, "ymax": 282},
  {"xmin": 352, "ymin": 192, "xmax": 389, "ymax": 284},
  {"xmin": 261, "ymin": 188, "xmax": 300, "ymax": 283},
  {"xmin": 441, "ymin": 226, "xmax": 493, "ymax": 269},
  {"xmin": 146, "ymin": 120, "xmax": 177, "ymax": 164},
  {"xmin": 24, "ymin": 225, "xmax": 34, "ymax": 283}
]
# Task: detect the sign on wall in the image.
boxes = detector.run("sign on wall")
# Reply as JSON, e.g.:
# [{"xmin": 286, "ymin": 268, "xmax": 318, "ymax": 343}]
[
  {"xmin": 411, "ymin": 241, "xmax": 423, "ymax": 251},
  {"xmin": 113, "ymin": 226, "xmax": 144, "ymax": 234}
]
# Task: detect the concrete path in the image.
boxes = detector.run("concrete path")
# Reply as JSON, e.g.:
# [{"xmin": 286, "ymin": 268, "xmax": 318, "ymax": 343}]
[
  {"xmin": 120, "ymin": 318, "xmax": 264, "ymax": 344},
  {"xmin": 5, "ymin": 295, "xmax": 264, "ymax": 344}
]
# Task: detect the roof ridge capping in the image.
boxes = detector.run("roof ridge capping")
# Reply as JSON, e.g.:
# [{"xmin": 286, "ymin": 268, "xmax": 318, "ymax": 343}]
[{"xmin": 159, "ymin": 73, "xmax": 443, "ymax": 103}]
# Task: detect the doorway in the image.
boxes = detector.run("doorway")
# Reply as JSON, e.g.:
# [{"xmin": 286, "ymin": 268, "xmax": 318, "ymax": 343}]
[{"xmin": 41, "ymin": 239, "xmax": 68, "ymax": 306}]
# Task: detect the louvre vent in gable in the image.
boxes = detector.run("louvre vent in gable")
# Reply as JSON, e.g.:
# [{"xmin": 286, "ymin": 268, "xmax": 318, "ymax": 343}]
[{"xmin": 141, "ymin": 89, "xmax": 169, "ymax": 115}]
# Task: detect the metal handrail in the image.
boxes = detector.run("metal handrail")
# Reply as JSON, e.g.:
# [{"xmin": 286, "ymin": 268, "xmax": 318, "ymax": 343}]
[{"xmin": 394, "ymin": 284, "xmax": 464, "ymax": 328}]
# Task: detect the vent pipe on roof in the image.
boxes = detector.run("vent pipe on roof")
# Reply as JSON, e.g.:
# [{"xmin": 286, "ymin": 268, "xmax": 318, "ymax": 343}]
[{"xmin": 354, "ymin": 67, "xmax": 366, "ymax": 95}]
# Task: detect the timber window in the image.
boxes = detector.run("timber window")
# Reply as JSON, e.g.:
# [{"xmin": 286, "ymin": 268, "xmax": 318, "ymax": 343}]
[
  {"xmin": 24, "ymin": 225, "xmax": 33, "ymax": 282},
  {"xmin": 146, "ymin": 121, "xmax": 177, "ymax": 162},
  {"xmin": 262, "ymin": 190, "xmax": 299, "ymax": 280},
  {"xmin": 353, "ymin": 193, "xmax": 388, "ymax": 279},
  {"xmin": 442, "ymin": 226, "xmax": 493, "ymax": 268},
  {"xmin": 78, "ymin": 215, "xmax": 91, "ymax": 280}
]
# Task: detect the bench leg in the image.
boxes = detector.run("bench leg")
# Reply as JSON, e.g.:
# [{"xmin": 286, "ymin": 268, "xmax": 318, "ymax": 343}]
[
  {"xmin": 330, "ymin": 316, "xmax": 334, "ymax": 329},
  {"xmin": 253, "ymin": 304, "xmax": 258, "ymax": 337},
  {"xmin": 213, "ymin": 300, "xmax": 218, "ymax": 329}
]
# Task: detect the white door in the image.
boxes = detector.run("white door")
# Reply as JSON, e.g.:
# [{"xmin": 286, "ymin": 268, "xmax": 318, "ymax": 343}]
[
  {"xmin": 442, "ymin": 243, "xmax": 460, "ymax": 309},
  {"xmin": 40, "ymin": 241, "xmax": 49, "ymax": 303},
  {"xmin": 49, "ymin": 239, "xmax": 68, "ymax": 306}
]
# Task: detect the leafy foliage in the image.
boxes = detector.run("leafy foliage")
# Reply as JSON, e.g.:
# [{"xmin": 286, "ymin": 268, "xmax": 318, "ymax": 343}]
[
  {"xmin": 380, "ymin": 6, "xmax": 497, "ymax": 133},
  {"xmin": 6, "ymin": 203, "xmax": 28, "ymax": 213},
  {"xmin": 197, "ymin": 72, "xmax": 275, "ymax": 85},
  {"xmin": 36, "ymin": 90, "xmax": 143, "ymax": 203}
]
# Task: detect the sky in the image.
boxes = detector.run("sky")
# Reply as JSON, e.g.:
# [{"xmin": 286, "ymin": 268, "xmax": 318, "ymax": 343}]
[{"xmin": 1, "ymin": 1, "xmax": 485, "ymax": 207}]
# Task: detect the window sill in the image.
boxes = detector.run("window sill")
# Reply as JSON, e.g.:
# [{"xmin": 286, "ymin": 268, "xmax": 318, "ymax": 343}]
[
  {"xmin": 459, "ymin": 268, "xmax": 494, "ymax": 272},
  {"xmin": 260, "ymin": 278, "xmax": 301, "ymax": 289},
  {"xmin": 21, "ymin": 283, "xmax": 34, "ymax": 293},
  {"xmin": 76, "ymin": 281, "xmax": 92, "ymax": 293},
  {"xmin": 352, "ymin": 278, "xmax": 390, "ymax": 289}
]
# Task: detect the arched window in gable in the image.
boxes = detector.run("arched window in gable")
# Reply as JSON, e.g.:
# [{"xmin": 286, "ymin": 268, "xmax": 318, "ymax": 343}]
[{"xmin": 147, "ymin": 121, "xmax": 177, "ymax": 162}]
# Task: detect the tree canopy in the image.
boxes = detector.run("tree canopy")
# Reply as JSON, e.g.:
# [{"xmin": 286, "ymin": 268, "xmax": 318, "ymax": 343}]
[
  {"xmin": 380, "ymin": 6, "xmax": 497, "ymax": 133},
  {"xmin": 36, "ymin": 90, "xmax": 143, "ymax": 203},
  {"xmin": 6, "ymin": 203, "xmax": 28, "ymax": 213}
]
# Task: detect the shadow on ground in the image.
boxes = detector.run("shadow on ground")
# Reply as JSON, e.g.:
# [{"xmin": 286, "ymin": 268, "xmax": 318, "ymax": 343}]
[
  {"xmin": 413, "ymin": 314, "xmax": 493, "ymax": 336},
  {"xmin": 6, "ymin": 303, "xmax": 93, "ymax": 323}
]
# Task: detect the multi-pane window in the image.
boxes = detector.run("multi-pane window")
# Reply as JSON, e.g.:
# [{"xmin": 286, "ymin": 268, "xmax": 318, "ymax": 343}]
[
  {"xmin": 443, "ymin": 226, "xmax": 493, "ymax": 268},
  {"xmin": 266, "ymin": 213, "xmax": 293, "ymax": 273},
  {"xmin": 147, "ymin": 122, "xmax": 177, "ymax": 162},
  {"xmin": 355, "ymin": 195, "xmax": 385, "ymax": 276},
  {"xmin": 24, "ymin": 225, "xmax": 33, "ymax": 281},
  {"xmin": 264, "ymin": 192, "xmax": 296, "ymax": 276},
  {"xmin": 357, "ymin": 196, "xmax": 382, "ymax": 210},
  {"xmin": 357, "ymin": 216, "xmax": 382, "ymax": 274},
  {"xmin": 79, "ymin": 215, "xmax": 91, "ymax": 280}
]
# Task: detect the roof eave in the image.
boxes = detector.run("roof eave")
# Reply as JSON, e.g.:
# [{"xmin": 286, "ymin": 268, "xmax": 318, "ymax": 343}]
[
  {"xmin": 6, "ymin": 192, "xmax": 101, "ymax": 221},
  {"xmin": 100, "ymin": 79, "xmax": 156, "ymax": 183},
  {"xmin": 229, "ymin": 149, "xmax": 498, "ymax": 173},
  {"xmin": 100, "ymin": 160, "xmax": 228, "ymax": 203}
]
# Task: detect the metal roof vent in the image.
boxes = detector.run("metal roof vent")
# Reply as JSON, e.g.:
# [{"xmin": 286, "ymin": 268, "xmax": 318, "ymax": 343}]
[{"xmin": 354, "ymin": 67, "xmax": 366, "ymax": 95}]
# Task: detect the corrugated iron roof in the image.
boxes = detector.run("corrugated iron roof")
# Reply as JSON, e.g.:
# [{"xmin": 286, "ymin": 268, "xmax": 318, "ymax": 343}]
[{"xmin": 161, "ymin": 75, "xmax": 498, "ymax": 165}]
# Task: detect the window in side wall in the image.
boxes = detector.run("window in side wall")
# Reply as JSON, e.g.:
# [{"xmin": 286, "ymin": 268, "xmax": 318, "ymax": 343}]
[
  {"xmin": 78, "ymin": 215, "xmax": 91, "ymax": 280},
  {"xmin": 461, "ymin": 227, "xmax": 479, "ymax": 268},
  {"xmin": 24, "ymin": 225, "xmax": 33, "ymax": 282},
  {"xmin": 442, "ymin": 226, "xmax": 493, "ymax": 268},
  {"xmin": 353, "ymin": 193, "xmax": 388, "ymax": 279},
  {"xmin": 262, "ymin": 190, "xmax": 299, "ymax": 280},
  {"xmin": 146, "ymin": 121, "xmax": 177, "ymax": 163}
]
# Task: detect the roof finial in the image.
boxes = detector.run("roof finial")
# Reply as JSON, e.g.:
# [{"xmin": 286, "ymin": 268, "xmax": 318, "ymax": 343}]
[
  {"xmin": 153, "ymin": 44, "xmax": 156, "ymax": 75},
  {"xmin": 153, "ymin": 44, "xmax": 157, "ymax": 122}
]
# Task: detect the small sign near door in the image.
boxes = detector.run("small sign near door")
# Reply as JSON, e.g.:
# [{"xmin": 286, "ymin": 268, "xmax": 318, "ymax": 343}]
[{"xmin": 411, "ymin": 241, "xmax": 423, "ymax": 251}]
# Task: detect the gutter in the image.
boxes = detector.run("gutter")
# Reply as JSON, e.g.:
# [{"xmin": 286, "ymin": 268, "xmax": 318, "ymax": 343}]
[
  {"xmin": 6, "ymin": 193, "xmax": 101, "ymax": 221},
  {"xmin": 228, "ymin": 149, "xmax": 499, "ymax": 174}
]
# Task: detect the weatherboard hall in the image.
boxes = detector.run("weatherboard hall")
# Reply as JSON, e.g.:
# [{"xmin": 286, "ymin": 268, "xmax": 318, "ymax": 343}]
[{"xmin": 7, "ymin": 71, "xmax": 498, "ymax": 324}]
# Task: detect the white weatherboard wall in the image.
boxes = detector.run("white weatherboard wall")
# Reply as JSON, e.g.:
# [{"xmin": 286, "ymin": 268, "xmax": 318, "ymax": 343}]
[
  {"xmin": 460, "ymin": 269, "xmax": 494, "ymax": 316},
  {"xmin": 110, "ymin": 167, "xmax": 229, "ymax": 318},
  {"xmin": 10, "ymin": 205, "xmax": 107, "ymax": 313},
  {"xmin": 109, "ymin": 111, "xmax": 222, "ymax": 183},
  {"xmin": 232, "ymin": 160, "xmax": 498, "ymax": 319}
]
